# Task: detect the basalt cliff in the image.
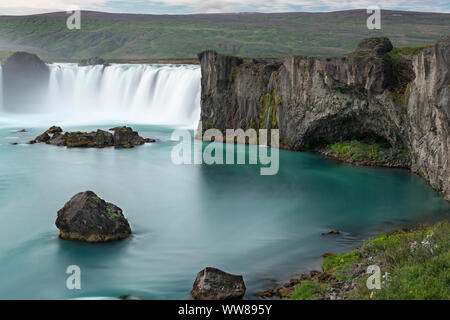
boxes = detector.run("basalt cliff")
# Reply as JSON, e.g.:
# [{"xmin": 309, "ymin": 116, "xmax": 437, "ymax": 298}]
[{"xmin": 197, "ymin": 36, "xmax": 450, "ymax": 201}]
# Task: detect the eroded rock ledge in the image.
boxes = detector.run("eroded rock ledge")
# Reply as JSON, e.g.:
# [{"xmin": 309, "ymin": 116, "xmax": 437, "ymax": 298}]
[
  {"xmin": 30, "ymin": 126, "xmax": 156, "ymax": 148},
  {"xmin": 56, "ymin": 191, "xmax": 131, "ymax": 242},
  {"xmin": 197, "ymin": 36, "xmax": 450, "ymax": 200}
]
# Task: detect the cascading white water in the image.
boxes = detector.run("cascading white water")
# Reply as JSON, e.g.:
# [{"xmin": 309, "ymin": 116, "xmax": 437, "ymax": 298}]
[{"xmin": 43, "ymin": 63, "xmax": 201, "ymax": 128}]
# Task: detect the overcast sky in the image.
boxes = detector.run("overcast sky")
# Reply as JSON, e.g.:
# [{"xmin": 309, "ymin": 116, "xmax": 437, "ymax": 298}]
[{"xmin": 0, "ymin": 0, "xmax": 449, "ymax": 15}]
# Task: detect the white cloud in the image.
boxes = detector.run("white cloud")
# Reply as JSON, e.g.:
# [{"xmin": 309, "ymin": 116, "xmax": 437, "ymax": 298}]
[
  {"xmin": 0, "ymin": 0, "xmax": 448, "ymax": 15},
  {"xmin": 0, "ymin": 0, "xmax": 108, "ymax": 14}
]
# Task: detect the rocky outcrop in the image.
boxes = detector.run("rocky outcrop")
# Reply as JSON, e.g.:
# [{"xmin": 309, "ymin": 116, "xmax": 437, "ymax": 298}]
[
  {"xmin": 55, "ymin": 191, "xmax": 131, "ymax": 242},
  {"xmin": 30, "ymin": 126, "xmax": 155, "ymax": 148},
  {"xmin": 1, "ymin": 51, "xmax": 49, "ymax": 112},
  {"xmin": 197, "ymin": 36, "xmax": 450, "ymax": 200},
  {"xmin": 46, "ymin": 126, "xmax": 63, "ymax": 134},
  {"xmin": 110, "ymin": 126, "xmax": 154, "ymax": 148},
  {"xmin": 78, "ymin": 57, "xmax": 109, "ymax": 67},
  {"xmin": 405, "ymin": 35, "xmax": 450, "ymax": 200},
  {"xmin": 191, "ymin": 267, "xmax": 246, "ymax": 300}
]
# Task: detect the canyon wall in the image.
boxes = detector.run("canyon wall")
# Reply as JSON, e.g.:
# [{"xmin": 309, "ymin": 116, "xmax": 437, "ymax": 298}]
[{"xmin": 198, "ymin": 36, "xmax": 450, "ymax": 200}]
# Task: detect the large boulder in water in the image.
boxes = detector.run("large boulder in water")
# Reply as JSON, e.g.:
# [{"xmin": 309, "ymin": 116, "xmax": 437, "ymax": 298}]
[
  {"xmin": 1, "ymin": 51, "xmax": 49, "ymax": 112},
  {"xmin": 55, "ymin": 191, "xmax": 131, "ymax": 242},
  {"xmin": 191, "ymin": 267, "xmax": 246, "ymax": 300}
]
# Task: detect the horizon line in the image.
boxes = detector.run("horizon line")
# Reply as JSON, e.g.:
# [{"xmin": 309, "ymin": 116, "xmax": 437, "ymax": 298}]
[{"xmin": 1, "ymin": 8, "xmax": 449, "ymax": 17}]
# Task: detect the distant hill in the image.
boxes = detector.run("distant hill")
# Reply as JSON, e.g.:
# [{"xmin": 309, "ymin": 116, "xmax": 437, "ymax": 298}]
[{"xmin": 0, "ymin": 9, "xmax": 448, "ymax": 60}]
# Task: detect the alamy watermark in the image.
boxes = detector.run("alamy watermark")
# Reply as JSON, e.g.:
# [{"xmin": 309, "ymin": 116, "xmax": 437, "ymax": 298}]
[
  {"xmin": 171, "ymin": 125, "xmax": 279, "ymax": 175},
  {"xmin": 66, "ymin": 265, "xmax": 81, "ymax": 290},
  {"xmin": 66, "ymin": 6, "xmax": 81, "ymax": 30},
  {"xmin": 367, "ymin": 5, "xmax": 381, "ymax": 30},
  {"xmin": 366, "ymin": 264, "xmax": 389, "ymax": 291}
]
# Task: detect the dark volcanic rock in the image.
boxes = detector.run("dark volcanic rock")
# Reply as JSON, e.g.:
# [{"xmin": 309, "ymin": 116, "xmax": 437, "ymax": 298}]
[
  {"xmin": 321, "ymin": 229, "xmax": 341, "ymax": 236},
  {"xmin": 1, "ymin": 51, "xmax": 49, "ymax": 112},
  {"xmin": 46, "ymin": 126, "xmax": 63, "ymax": 134},
  {"xmin": 55, "ymin": 191, "xmax": 131, "ymax": 242},
  {"xmin": 197, "ymin": 35, "xmax": 450, "ymax": 201},
  {"xmin": 110, "ymin": 126, "xmax": 155, "ymax": 148},
  {"xmin": 191, "ymin": 267, "xmax": 246, "ymax": 300},
  {"xmin": 355, "ymin": 37, "xmax": 393, "ymax": 55},
  {"xmin": 48, "ymin": 133, "xmax": 67, "ymax": 146},
  {"xmin": 78, "ymin": 57, "xmax": 109, "ymax": 67},
  {"xmin": 34, "ymin": 132, "xmax": 50, "ymax": 143},
  {"xmin": 65, "ymin": 132, "xmax": 95, "ymax": 148},
  {"xmin": 95, "ymin": 129, "xmax": 115, "ymax": 147},
  {"xmin": 32, "ymin": 126, "xmax": 154, "ymax": 148}
]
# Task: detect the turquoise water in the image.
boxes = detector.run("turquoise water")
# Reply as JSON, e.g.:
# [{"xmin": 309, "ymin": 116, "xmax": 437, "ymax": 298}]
[{"xmin": 0, "ymin": 123, "xmax": 448, "ymax": 299}]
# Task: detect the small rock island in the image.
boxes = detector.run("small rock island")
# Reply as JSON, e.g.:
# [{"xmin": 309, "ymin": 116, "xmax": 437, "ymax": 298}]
[
  {"xmin": 30, "ymin": 126, "xmax": 155, "ymax": 148},
  {"xmin": 55, "ymin": 191, "xmax": 132, "ymax": 242}
]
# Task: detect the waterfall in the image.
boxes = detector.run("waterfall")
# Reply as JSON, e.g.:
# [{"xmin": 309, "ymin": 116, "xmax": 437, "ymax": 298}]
[{"xmin": 42, "ymin": 63, "xmax": 201, "ymax": 128}]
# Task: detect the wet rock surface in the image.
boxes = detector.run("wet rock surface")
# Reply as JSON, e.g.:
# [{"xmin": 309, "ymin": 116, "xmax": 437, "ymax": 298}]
[
  {"xmin": 191, "ymin": 267, "xmax": 246, "ymax": 300},
  {"xmin": 29, "ymin": 126, "xmax": 155, "ymax": 148},
  {"xmin": 110, "ymin": 126, "xmax": 155, "ymax": 148},
  {"xmin": 321, "ymin": 229, "xmax": 341, "ymax": 236},
  {"xmin": 55, "ymin": 191, "xmax": 131, "ymax": 242}
]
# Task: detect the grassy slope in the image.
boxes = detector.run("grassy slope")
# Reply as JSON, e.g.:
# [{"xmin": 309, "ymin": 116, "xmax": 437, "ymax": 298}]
[
  {"xmin": 289, "ymin": 221, "xmax": 449, "ymax": 300},
  {"xmin": 0, "ymin": 10, "xmax": 448, "ymax": 59}
]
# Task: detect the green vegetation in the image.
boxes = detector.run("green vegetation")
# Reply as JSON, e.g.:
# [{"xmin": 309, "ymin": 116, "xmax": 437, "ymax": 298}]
[
  {"xmin": 328, "ymin": 140, "xmax": 408, "ymax": 165},
  {"xmin": 0, "ymin": 50, "xmax": 14, "ymax": 63},
  {"xmin": 392, "ymin": 91, "xmax": 406, "ymax": 108},
  {"xmin": 204, "ymin": 119, "xmax": 214, "ymax": 129},
  {"xmin": 322, "ymin": 250, "xmax": 361, "ymax": 275},
  {"xmin": 0, "ymin": 11, "xmax": 447, "ymax": 59},
  {"xmin": 351, "ymin": 221, "xmax": 450, "ymax": 300},
  {"xmin": 288, "ymin": 281, "xmax": 325, "ymax": 300},
  {"xmin": 289, "ymin": 221, "xmax": 450, "ymax": 300},
  {"xmin": 259, "ymin": 72, "xmax": 280, "ymax": 129},
  {"xmin": 388, "ymin": 45, "xmax": 433, "ymax": 64},
  {"xmin": 405, "ymin": 82, "xmax": 411, "ymax": 96},
  {"xmin": 106, "ymin": 207, "xmax": 118, "ymax": 218},
  {"xmin": 91, "ymin": 196, "xmax": 100, "ymax": 203}
]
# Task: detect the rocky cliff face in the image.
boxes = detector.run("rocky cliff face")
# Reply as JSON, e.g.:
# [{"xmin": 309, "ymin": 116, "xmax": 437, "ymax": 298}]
[
  {"xmin": 1, "ymin": 51, "xmax": 49, "ymax": 112},
  {"xmin": 406, "ymin": 36, "xmax": 449, "ymax": 200},
  {"xmin": 198, "ymin": 36, "xmax": 450, "ymax": 200}
]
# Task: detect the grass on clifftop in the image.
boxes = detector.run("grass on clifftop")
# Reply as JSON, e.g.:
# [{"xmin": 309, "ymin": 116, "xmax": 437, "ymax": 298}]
[
  {"xmin": 388, "ymin": 45, "xmax": 433, "ymax": 63},
  {"xmin": 327, "ymin": 140, "xmax": 408, "ymax": 166},
  {"xmin": 289, "ymin": 221, "xmax": 450, "ymax": 300}
]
